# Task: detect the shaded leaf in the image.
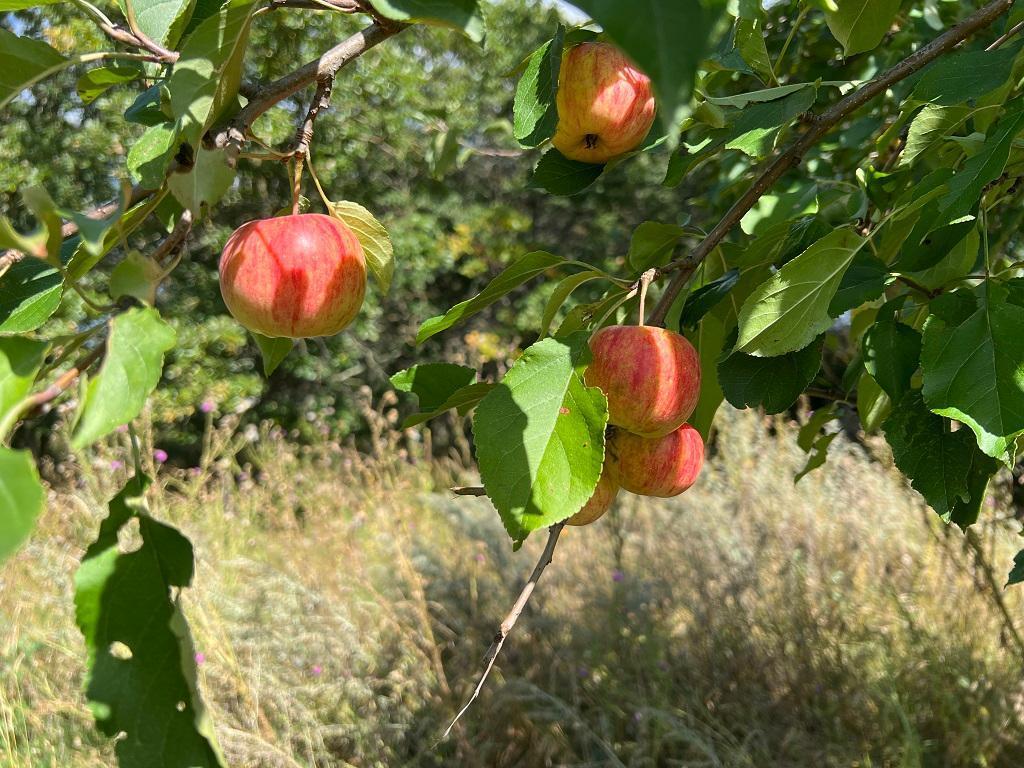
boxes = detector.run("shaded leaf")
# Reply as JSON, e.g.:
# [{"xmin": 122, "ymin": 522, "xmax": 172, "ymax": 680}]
[
  {"xmin": 911, "ymin": 46, "xmax": 1018, "ymax": 106},
  {"xmin": 718, "ymin": 335, "xmax": 822, "ymax": 414},
  {"xmin": 371, "ymin": 0, "xmax": 485, "ymax": 41},
  {"xmin": 828, "ymin": 250, "xmax": 888, "ymax": 315},
  {"xmin": 0, "ymin": 258, "xmax": 62, "ymax": 334},
  {"xmin": 862, "ymin": 320, "xmax": 921, "ymax": 399},
  {"xmin": 513, "ymin": 26, "xmax": 563, "ymax": 147},
  {"xmin": 0, "ymin": 448, "xmax": 45, "ymax": 564},
  {"xmin": 0, "ymin": 28, "xmax": 67, "ymax": 110},
  {"xmin": 167, "ymin": 146, "xmax": 236, "ymax": 215},
  {"xmin": 391, "ymin": 363, "xmax": 476, "ymax": 412},
  {"xmin": 679, "ymin": 268, "xmax": 740, "ymax": 329},
  {"xmin": 76, "ymin": 63, "xmax": 145, "ymax": 104},
  {"xmin": 530, "ymin": 148, "xmax": 604, "ymax": 196},
  {"xmin": 627, "ymin": 221, "xmax": 685, "ymax": 273}
]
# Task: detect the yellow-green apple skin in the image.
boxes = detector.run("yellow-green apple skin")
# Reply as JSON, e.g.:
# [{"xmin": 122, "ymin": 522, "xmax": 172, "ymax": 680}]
[
  {"xmin": 610, "ymin": 424, "xmax": 704, "ymax": 498},
  {"xmin": 567, "ymin": 465, "xmax": 619, "ymax": 526},
  {"xmin": 552, "ymin": 42, "xmax": 657, "ymax": 163},
  {"xmin": 584, "ymin": 325, "xmax": 701, "ymax": 438},
  {"xmin": 219, "ymin": 213, "xmax": 366, "ymax": 339}
]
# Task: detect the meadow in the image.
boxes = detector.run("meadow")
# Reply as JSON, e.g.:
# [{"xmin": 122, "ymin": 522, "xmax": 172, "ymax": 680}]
[{"xmin": 3, "ymin": 405, "xmax": 1024, "ymax": 767}]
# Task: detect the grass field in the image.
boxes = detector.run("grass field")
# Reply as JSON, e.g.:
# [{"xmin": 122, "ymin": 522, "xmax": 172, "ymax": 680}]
[{"xmin": 3, "ymin": 408, "xmax": 1024, "ymax": 767}]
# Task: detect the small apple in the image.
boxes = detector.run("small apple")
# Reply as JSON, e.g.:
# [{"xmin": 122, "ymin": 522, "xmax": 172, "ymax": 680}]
[
  {"xmin": 567, "ymin": 466, "xmax": 618, "ymax": 526},
  {"xmin": 584, "ymin": 325, "xmax": 701, "ymax": 438},
  {"xmin": 610, "ymin": 423, "xmax": 704, "ymax": 498},
  {"xmin": 219, "ymin": 213, "xmax": 366, "ymax": 338},
  {"xmin": 552, "ymin": 42, "xmax": 657, "ymax": 164}
]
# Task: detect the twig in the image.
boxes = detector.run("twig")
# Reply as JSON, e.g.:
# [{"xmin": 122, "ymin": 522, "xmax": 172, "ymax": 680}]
[
  {"xmin": 70, "ymin": 0, "xmax": 179, "ymax": 62},
  {"xmin": 986, "ymin": 18, "xmax": 1024, "ymax": 50},
  {"xmin": 646, "ymin": 0, "xmax": 1015, "ymax": 327},
  {"xmin": 216, "ymin": 22, "xmax": 405, "ymax": 159},
  {"xmin": 267, "ymin": 0, "xmax": 363, "ymax": 11},
  {"xmin": 443, "ymin": 522, "xmax": 566, "ymax": 739},
  {"xmin": 0, "ymin": 343, "xmax": 105, "ymax": 444}
]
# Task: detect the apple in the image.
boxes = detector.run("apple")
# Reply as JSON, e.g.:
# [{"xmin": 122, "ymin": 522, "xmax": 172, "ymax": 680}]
[
  {"xmin": 584, "ymin": 325, "xmax": 701, "ymax": 438},
  {"xmin": 567, "ymin": 466, "xmax": 618, "ymax": 526},
  {"xmin": 552, "ymin": 42, "xmax": 657, "ymax": 164},
  {"xmin": 219, "ymin": 213, "xmax": 366, "ymax": 338},
  {"xmin": 610, "ymin": 423, "xmax": 704, "ymax": 498}
]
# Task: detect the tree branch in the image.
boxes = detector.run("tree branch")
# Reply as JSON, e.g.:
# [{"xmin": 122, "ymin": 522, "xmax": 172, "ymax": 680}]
[
  {"xmin": 443, "ymin": 522, "xmax": 566, "ymax": 739},
  {"xmin": 216, "ymin": 22, "xmax": 405, "ymax": 158},
  {"xmin": 646, "ymin": 0, "xmax": 1015, "ymax": 327}
]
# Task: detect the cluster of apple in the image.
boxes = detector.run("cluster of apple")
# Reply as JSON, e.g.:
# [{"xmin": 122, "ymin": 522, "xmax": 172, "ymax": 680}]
[
  {"xmin": 215, "ymin": 41, "xmax": 653, "ymax": 339},
  {"xmin": 568, "ymin": 325, "xmax": 704, "ymax": 526}
]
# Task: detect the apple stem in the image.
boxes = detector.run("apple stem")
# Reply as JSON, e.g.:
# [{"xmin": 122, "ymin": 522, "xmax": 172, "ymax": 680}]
[
  {"xmin": 637, "ymin": 268, "xmax": 656, "ymax": 326},
  {"xmin": 292, "ymin": 153, "xmax": 305, "ymax": 215}
]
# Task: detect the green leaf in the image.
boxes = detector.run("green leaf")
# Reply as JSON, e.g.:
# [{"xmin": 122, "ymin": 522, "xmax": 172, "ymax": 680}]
[
  {"xmin": 72, "ymin": 308, "xmax": 177, "ymax": 449},
  {"xmin": 1008, "ymin": 550, "xmax": 1024, "ymax": 587},
  {"xmin": 883, "ymin": 390, "xmax": 976, "ymax": 520},
  {"xmin": 109, "ymin": 252, "xmax": 162, "ymax": 305},
  {"xmin": 416, "ymin": 251, "xmax": 563, "ymax": 344},
  {"xmin": 0, "ymin": 28, "xmax": 68, "ymax": 110},
  {"xmin": 530, "ymin": 148, "xmax": 604, "ymax": 196},
  {"xmin": 60, "ymin": 196, "xmax": 126, "ymax": 259},
  {"xmin": 0, "ymin": 448, "xmax": 45, "ymax": 564},
  {"xmin": 370, "ymin": 0, "xmax": 485, "ymax": 41},
  {"xmin": 828, "ymin": 251, "xmax": 887, "ymax": 315},
  {"xmin": 0, "ymin": 258, "xmax": 63, "ymax": 334},
  {"xmin": 65, "ymin": 191, "xmax": 168, "ymax": 282},
  {"xmin": 735, "ymin": 228, "xmax": 866, "ymax": 357},
  {"xmin": 252, "ymin": 333, "xmax": 293, "ymax": 376},
  {"xmin": 911, "ymin": 46, "xmax": 1018, "ymax": 106},
  {"xmin": 128, "ymin": 122, "xmax": 179, "ymax": 189},
  {"xmin": 76, "ymin": 63, "xmax": 145, "ymax": 104},
  {"xmin": 329, "ymin": 201, "xmax": 393, "ymax": 293},
  {"xmin": 539, "ymin": 271, "xmax": 606, "ymax": 338},
  {"xmin": 472, "ymin": 334, "xmax": 607, "ymax": 542},
  {"xmin": 795, "ymin": 432, "xmax": 838, "ymax": 483},
  {"xmin": 402, "ymin": 381, "xmax": 494, "ymax": 427},
  {"xmin": 824, "ymin": 0, "xmax": 901, "ymax": 56},
  {"xmin": 127, "ymin": 0, "xmax": 198, "ymax": 48},
  {"xmin": 862, "ymin": 320, "xmax": 921, "ymax": 400},
  {"xmin": 513, "ymin": 26, "xmax": 563, "ymax": 147},
  {"xmin": 125, "ymin": 83, "xmax": 168, "ymax": 126},
  {"xmin": 857, "ymin": 370, "xmax": 890, "ymax": 433},
  {"xmin": 569, "ymin": 0, "xmax": 728, "ymax": 139},
  {"xmin": 168, "ymin": 0, "xmax": 258, "ymax": 145},
  {"xmin": 0, "ymin": 337, "xmax": 48, "ymax": 432},
  {"xmin": 948, "ymin": 449, "xmax": 1000, "ymax": 529},
  {"xmin": 933, "ymin": 105, "xmax": 1024, "ymax": 226},
  {"xmin": 0, "ymin": 0, "xmax": 66, "ymax": 7},
  {"xmin": 921, "ymin": 282, "xmax": 1024, "ymax": 461},
  {"xmin": 74, "ymin": 476, "xmax": 224, "ymax": 768},
  {"xmin": 718, "ymin": 334, "xmax": 822, "ymax": 414},
  {"xmin": 703, "ymin": 82, "xmax": 815, "ymax": 108},
  {"xmin": 901, "ymin": 104, "xmax": 995, "ymax": 167},
  {"xmin": 733, "ymin": 1, "xmax": 775, "ymax": 85},
  {"xmin": 167, "ymin": 146, "xmax": 236, "ymax": 215},
  {"xmin": 391, "ymin": 363, "xmax": 477, "ymax": 411},
  {"xmin": 0, "ymin": 213, "xmax": 49, "ymax": 260},
  {"xmin": 627, "ymin": 221, "xmax": 685, "ymax": 273},
  {"xmin": 798, "ymin": 403, "xmax": 839, "ymax": 452},
  {"xmin": 679, "ymin": 268, "xmax": 740, "ymax": 330}
]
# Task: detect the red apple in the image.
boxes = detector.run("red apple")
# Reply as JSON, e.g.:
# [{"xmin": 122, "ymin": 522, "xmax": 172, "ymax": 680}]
[
  {"xmin": 584, "ymin": 325, "xmax": 701, "ymax": 438},
  {"xmin": 552, "ymin": 42, "xmax": 657, "ymax": 164},
  {"xmin": 219, "ymin": 213, "xmax": 366, "ymax": 338},
  {"xmin": 567, "ymin": 465, "xmax": 618, "ymax": 526},
  {"xmin": 610, "ymin": 423, "xmax": 704, "ymax": 498}
]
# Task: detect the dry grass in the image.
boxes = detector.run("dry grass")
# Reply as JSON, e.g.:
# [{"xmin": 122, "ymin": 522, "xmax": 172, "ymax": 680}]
[{"xmin": 3, "ymin": 407, "xmax": 1024, "ymax": 767}]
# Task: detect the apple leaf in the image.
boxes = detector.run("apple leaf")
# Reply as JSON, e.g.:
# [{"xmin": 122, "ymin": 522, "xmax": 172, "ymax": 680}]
[
  {"xmin": 1008, "ymin": 550, "xmax": 1024, "ymax": 588},
  {"xmin": 401, "ymin": 382, "xmax": 494, "ymax": 427},
  {"xmin": 530, "ymin": 148, "xmax": 604, "ymax": 196},
  {"xmin": 539, "ymin": 270, "xmax": 606, "ymax": 339},
  {"xmin": 0, "ymin": 337, "xmax": 48, "ymax": 433},
  {"xmin": 883, "ymin": 390, "xmax": 977, "ymax": 520},
  {"xmin": 167, "ymin": 146, "xmax": 236, "ymax": 215},
  {"xmin": 568, "ymin": 0, "xmax": 727, "ymax": 140},
  {"xmin": 911, "ymin": 46, "xmax": 1017, "ymax": 106},
  {"xmin": 330, "ymin": 201, "xmax": 393, "ymax": 293},
  {"xmin": 857, "ymin": 370, "xmax": 891, "ymax": 434},
  {"xmin": 128, "ymin": 122, "xmax": 179, "ymax": 190},
  {"xmin": 74, "ymin": 475, "xmax": 225, "ymax": 768},
  {"xmin": 862, "ymin": 320, "xmax": 921, "ymax": 400},
  {"xmin": 0, "ymin": 28, "xmax": 68, "ymax": 110},
  {"xmin": 0, "ymin": 0, "xmax": 66, "ymax": 8},
  {"xmin": 0, "ymin": 258, "xmax": 63, "ymax": 334},
  {"xmin": 513, "ymin": 25, "xmax": 564, "ymax": 148},
  {"xmin": 168, "ymin": 0, "xmax": 258, "ymax": 145},
  {"xmin": 735, "ymin": 228, "xmax": 866, "ymax": 357},
  {"xmin": 627, "ymin": 221, "xmax": 686, "ymax": 273},
  {"xmin": 126, "ymin": 0, "xmax": 198, "ymax": 48},
  {"xmin": 252, "ymin": 333, "xmax": 293, "ymax": 376},
  {"xmin": 370, "ymin": 0, "xmax": 485, "ymax": 42},
  {"xmin": 110, "ymin": 252, "xmax": 163, "ymax": 306},
  {"xmin": 921, "ymin": 282, "xmax": 1024, "ymax": 461},
  {"xmin": 824, "ymin": 0, "xmax": 901, "ymax": 56},
  {"xmin": 391, "ymin": 363, "xmax": 477, "ymax": 412},
  {"xmin": 66, "ymin": 191, "xmax": 168, "ymax": 282},
  {"xmin": 828, "ymin": 251, "xmax": 888, "ymax": 316},
  {"xmin": 417, "ymin": 250, "xmax": 564, "ymax": 344},
  {"xmin": 72, "ymin": 308, "xmax": 177, "ymax": 449},
  {"xmin": 718, "ymin": 334, "xmax": 823, "ymax": 414},
  {"xmin": 795, "ymin": 431, "xmax": 838, "ymax": 484},
  {"xmin": 76, "ymin": 63, "xmax": 145, "ymax": 104},
  {"xmin": 678, "ymin": 268, "xmax": 740, "ymax": 330},
  {"xmin": 0, "ymin": 448, "xmax": 45, "ymax": 565},
  {"xmin": 473, "ymin": 333, "xmax": 607, "ymax": 542}
]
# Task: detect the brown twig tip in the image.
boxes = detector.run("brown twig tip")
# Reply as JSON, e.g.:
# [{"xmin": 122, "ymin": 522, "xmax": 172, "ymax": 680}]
[
  {"xmin": 442, "ymin": 522, "xmax": 566, "ymax": 739},
  {"xmin": 646, "ymin": 0, "xmax": 1014, "ymax": 328}
]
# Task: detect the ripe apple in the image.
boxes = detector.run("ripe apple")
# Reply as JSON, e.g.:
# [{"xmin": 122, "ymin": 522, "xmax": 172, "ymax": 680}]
[
  {"xmin": 567, "ymin": 466, "xmax": 618, "ymax": 526},
  {"xmin": 610, "ymin": 423, "xmax": 704, "ymax": 498},
  {"xmin": 552, "ymin": 42, "xmax": 657, "ymax": 164},
  {"xmin": 584, "ymin": 325, "xmax": 701, "ymax": 438},
  {"xmin": 219, "ymin": 213, "xmax": 366, "ymax": 338}
]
